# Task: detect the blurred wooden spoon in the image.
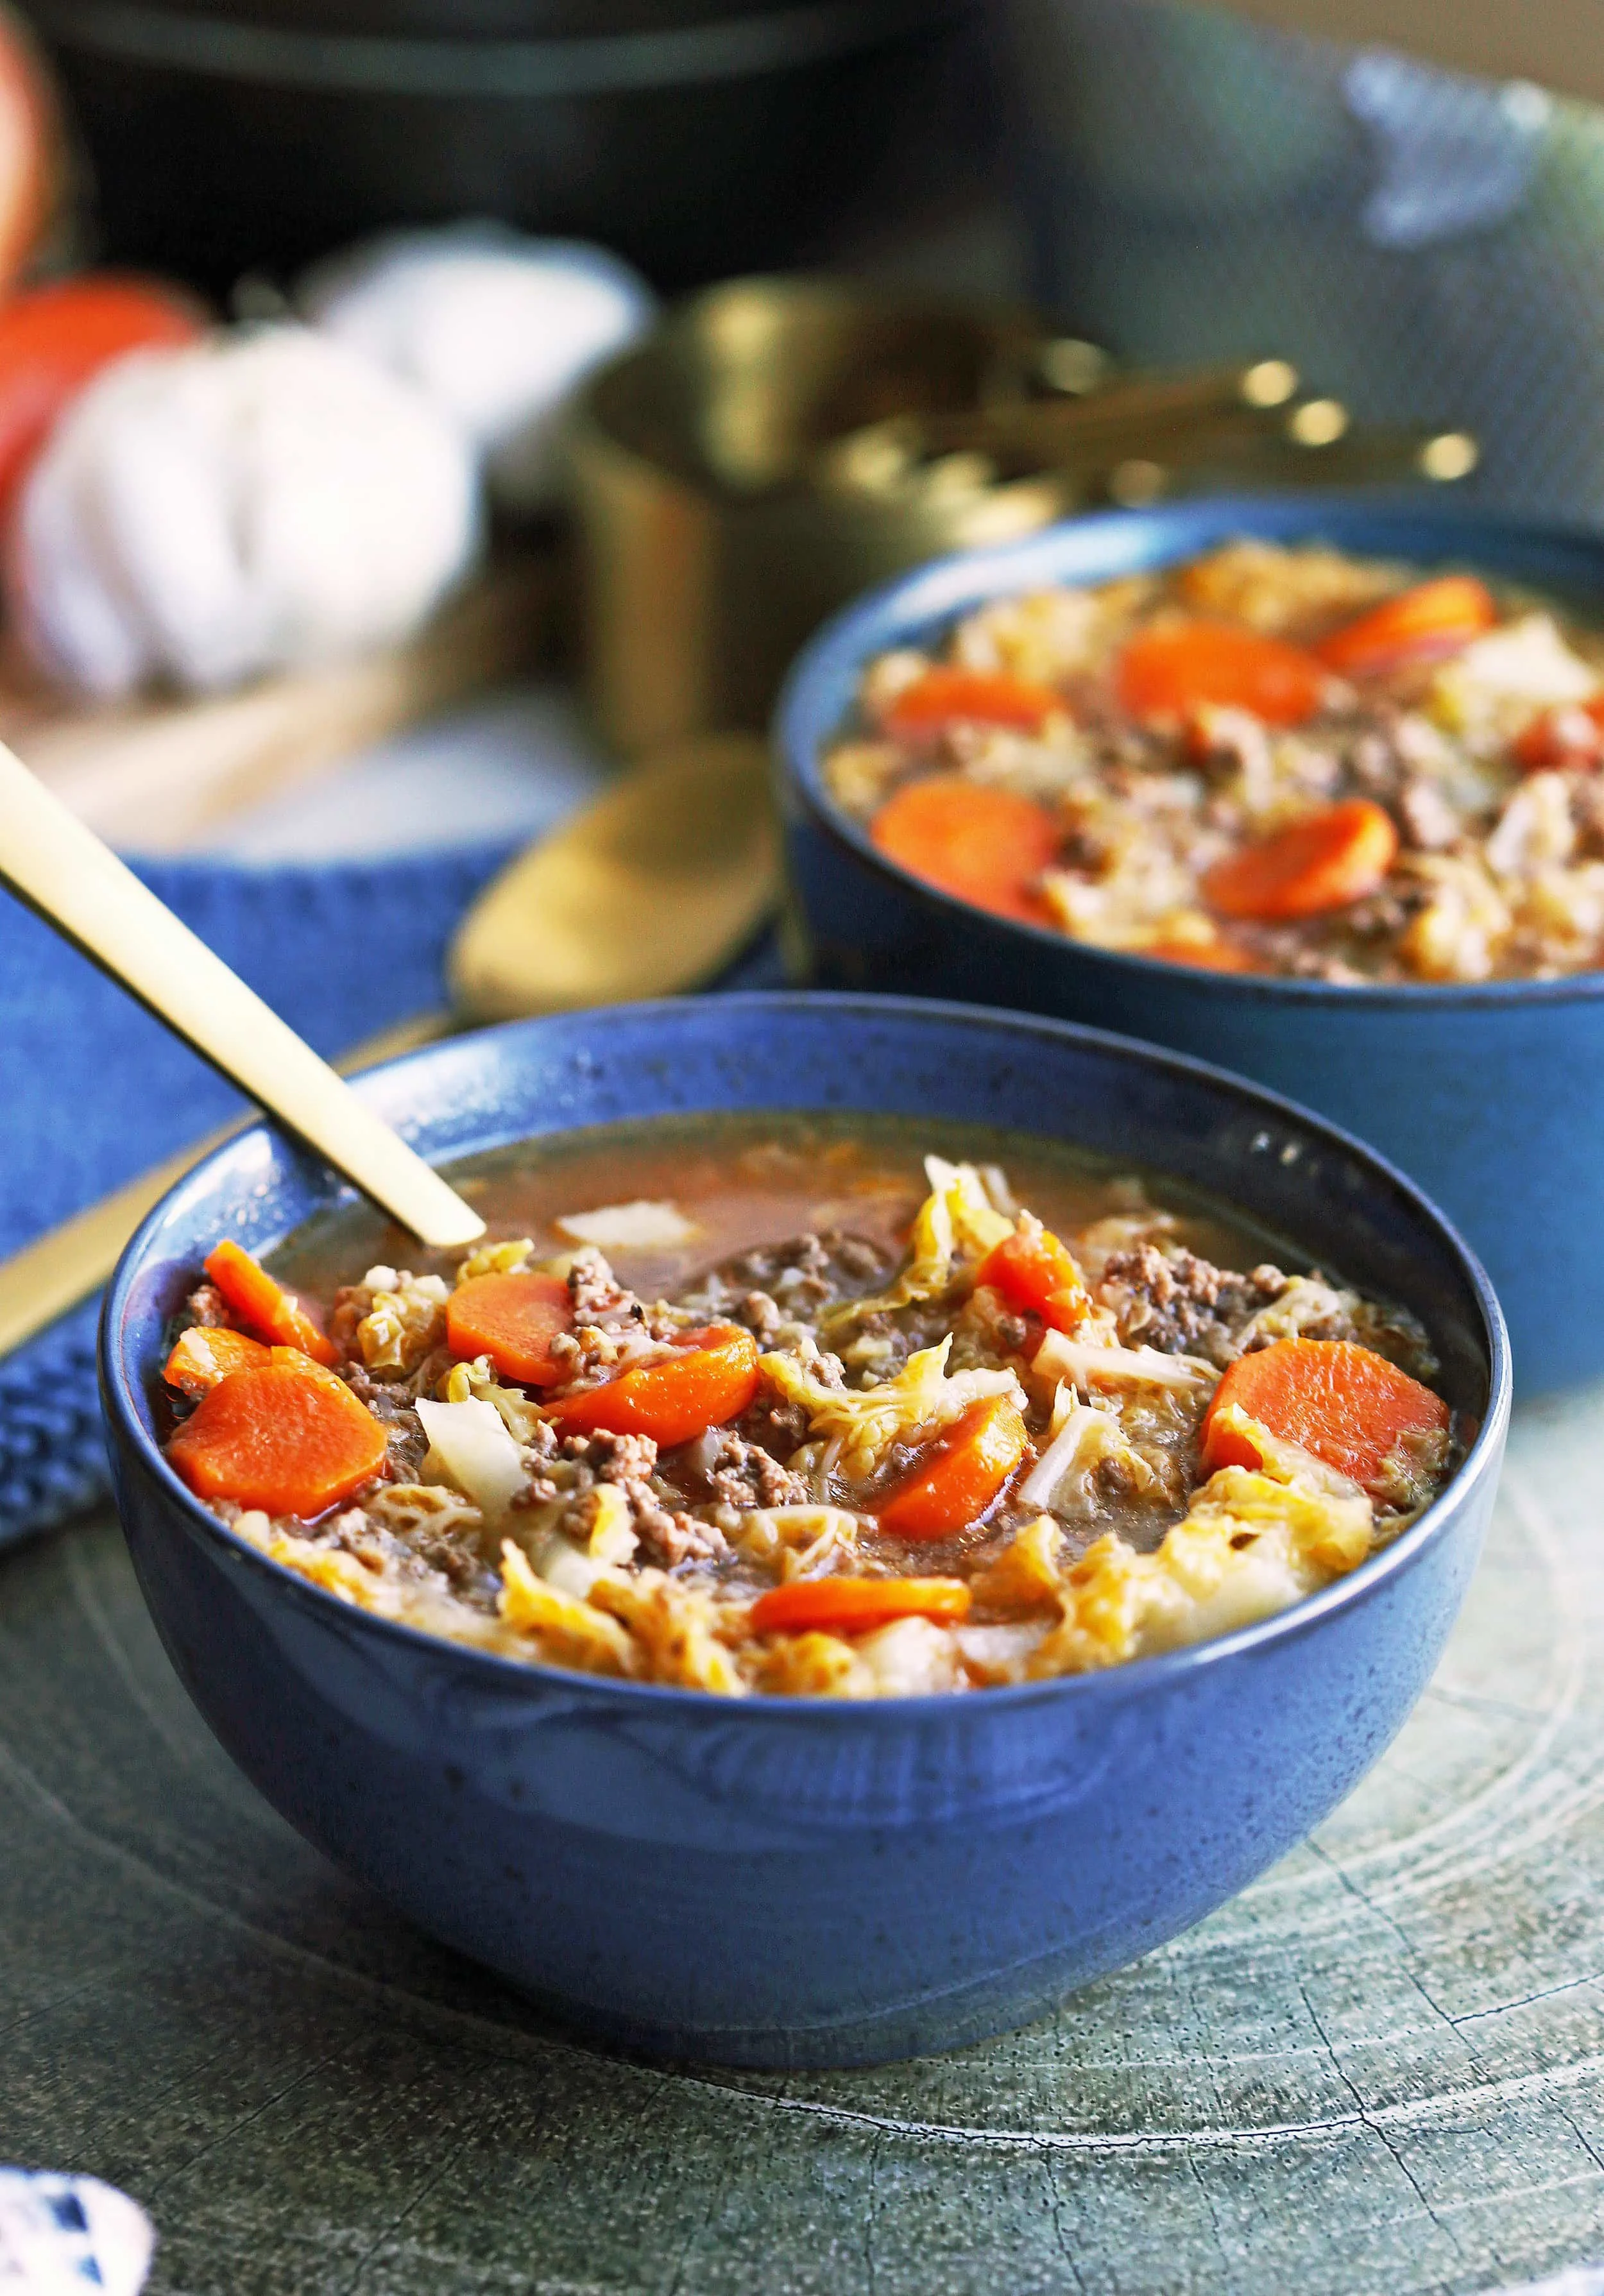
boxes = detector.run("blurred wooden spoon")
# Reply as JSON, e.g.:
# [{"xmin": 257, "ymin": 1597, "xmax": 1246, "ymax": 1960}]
[{"xmin": 0, "ymin": 731, "xmax": 778, "ymax": 1357}]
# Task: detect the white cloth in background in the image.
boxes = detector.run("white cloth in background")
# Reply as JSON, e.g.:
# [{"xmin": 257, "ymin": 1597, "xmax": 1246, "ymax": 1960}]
[{"xmin": 158, "ymin": 681, "xmax": 614, "ymax": 864}]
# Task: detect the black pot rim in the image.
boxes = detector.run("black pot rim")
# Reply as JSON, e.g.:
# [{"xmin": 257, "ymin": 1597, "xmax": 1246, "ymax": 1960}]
[{"xmin": 30, "ymin": 0, "xmax": 966, "ymax": 96}]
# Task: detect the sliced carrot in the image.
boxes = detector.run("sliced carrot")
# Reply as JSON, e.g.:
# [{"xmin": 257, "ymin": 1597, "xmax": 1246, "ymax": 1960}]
[
  {"xmin": 203, "ymin": 1239, "xmax": 338, "ymax": 1366},
  {"xmin": 1513, "ymin": 693, "xmax": 1604, "ymax": 772},
  {"xmin": 167, "ymin": 1359, "xmax": 388, "ymax": 1518},
  {"xmin": 1200, "ymin": 1338, "xmax": 1449, "ymax": 1492},
  {"xmin": 1141, "ymin": 935, "xmax": 1261, "ymax": 973},
  {"xmin": 1316, "ymin": 575, "xmax": 1496, "ymax": 679},
  {"xmin": 749, "ymin": 1575, "xmax": 971, "ymax": 1637},
  {"xmin": 869, "ymin": 776, "xmax": 1059, "ymax": 925},
  {"xmin": 550, "ymin": 1325, "xmax": 760, "ymax": 1449},
  {"xmin": 163, "ymin": 1324, "xmax": 272, "ymax": 1398},
  {"xmin": 976, "ymin": 1222, "xmax": 1089, "ymax": 1334},
  {"xmin": 882, "ymin": 666, "xmax": 1063, "ymax": 736},
  {"xmin": 876, "ymin": 1395, "xmax": 1029, "ymax": 1542},
  {"xmin": 1202, "ymin": 798, "xmax": 1398, "ymax": 921},
  {"xmin": 447, "ymin": 1270, "xmax": 572, "ymax": 1386},
  {"xmin": 1116, "ymin": 621, "xmax": 1326, "ymax": 726}
]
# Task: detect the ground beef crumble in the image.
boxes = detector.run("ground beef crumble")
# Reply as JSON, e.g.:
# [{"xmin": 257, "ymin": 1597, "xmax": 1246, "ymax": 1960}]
[
  {"xmin": 341, "ymin": 1362, "xmax": 429, "ymax": 1479},
  {"xmin": 183, "ymin": 1282, "xmax": 232, "ymax": 1329},
  {"xmin": 518, "ymin": 1426, "xmax": 728, "ymax": 1569},
  {"xmin": 694, "ymin": 1231, "xmax": 891, "ymax": 1329},
  {"xmin": 567, "ymin": 1247, "xmax": 640, "ymax": 1324},
  {"xmin": 703, "ymin": 1433, "xmax": 810, "ymax": 1511},
  {"xmin": 1096, "ymin": 1244, "xmax": 1289, "ymax": 1363}
]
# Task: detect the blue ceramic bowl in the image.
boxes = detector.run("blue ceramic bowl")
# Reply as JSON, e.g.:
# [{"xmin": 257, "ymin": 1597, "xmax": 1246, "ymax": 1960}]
[
  {"xmin": 776, "ymin": 495, "xmax": 1604, "ymax": 1393},
  {"xmin": 100, "ymin": 994, "xmax": 1509, "ymax": 2067}
]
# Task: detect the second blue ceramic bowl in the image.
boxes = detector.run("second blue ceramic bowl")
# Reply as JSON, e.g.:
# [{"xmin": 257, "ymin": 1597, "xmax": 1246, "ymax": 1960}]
[
  {"xmin": 776, "ymin": 495, "xmax": 1604, "ymax": 1392},
  {"xmin": 101, "ymin": 997, "xmax": 1506, "ymax": 2066}
]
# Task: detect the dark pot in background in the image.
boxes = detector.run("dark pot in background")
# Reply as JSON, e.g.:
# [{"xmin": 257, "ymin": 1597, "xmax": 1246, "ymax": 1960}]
[
  {"xmin": 996, "ymin": 0, "xmax": 1604, "ymax": 522},
  {"xmin": 19, "ymin": 0, "xmax": 977, "ymax": 293}
]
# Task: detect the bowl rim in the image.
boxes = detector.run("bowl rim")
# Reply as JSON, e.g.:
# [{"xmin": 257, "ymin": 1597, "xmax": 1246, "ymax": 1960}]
[
  {"xmin": 775, "ymin": 488, "xmax": 1604, "ymax": 1009},
  {"xmin": 100, "ymin": 990, "xmax": 1512, "ymax": 1721}
]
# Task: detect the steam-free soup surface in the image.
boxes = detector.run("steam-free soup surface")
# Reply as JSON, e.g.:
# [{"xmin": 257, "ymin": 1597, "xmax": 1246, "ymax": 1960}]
[
  {"xmin": 160, "ymin": 1112, "xmax": 1457, "ymax": 1697},
  {"xmin": 825, "ymin": 538, "xmax": 1604, "ymax": 982}
]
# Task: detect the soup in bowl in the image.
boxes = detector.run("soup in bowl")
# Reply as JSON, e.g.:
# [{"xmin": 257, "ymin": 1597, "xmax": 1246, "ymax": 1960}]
[
  {"xmin": 101, "ymin": 996, "xmax": 1508, "ymax": 2063},
  {"xmin": 776, "ymin": 497, "xmax": 1604, "ymax": 1391}
]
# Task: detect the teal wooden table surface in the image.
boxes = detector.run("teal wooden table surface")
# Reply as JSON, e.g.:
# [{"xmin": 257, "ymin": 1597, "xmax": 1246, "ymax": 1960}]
[{"xmin": 5, "ymin": 1389, "xmax": 1604, "ymax": 2296}]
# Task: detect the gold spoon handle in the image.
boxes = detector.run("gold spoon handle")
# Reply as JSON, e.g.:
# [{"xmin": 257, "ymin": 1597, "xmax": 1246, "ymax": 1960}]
[
  {"xmin": 0, "ymin": 1010, "xmax": 454, "ymax": 1361},
  {"xmin": 0, "ymin": 747, "xmax": 484, "ymax": 1255}
]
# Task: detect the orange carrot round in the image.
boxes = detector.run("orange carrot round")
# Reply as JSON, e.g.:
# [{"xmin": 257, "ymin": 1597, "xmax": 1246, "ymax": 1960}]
[
  {"xmin": 869, "ymin": 776, "xmax": 1059, "ymax": 925},
  {"xmin": 447, "ymin": 1270, "xmax": 572, "ymax": 1386},
  {"xmin": 1202, "ymin": 799, "xmax": 1398, "ymax": 921},
  {"xmin": 882, "ymin": 665, "xmax": 1063, "ymax": 736},
  {"xmin": 749, "ymin": 1575, "xmax": 971, "ymax": 1638},
  {"xmin": 1317, "ymin": 575, "xmax": 1496, "ymax": 678},
  {"xmin": 1116, "ymin": 620, "xmax": 1326, "ymax": 726},
  {"xmin": 203, "ymin": 1239, "xmax": 337, "ymax": 1366},
  {"xmin": 550, "ymin": 1325, "xmax": 760, "ymax": 1449},
  {"xmin": 167, "ymin": 1359, "xmax": 388, "ymax": 1518},
  {"xmin": 976, "ymin": 1225, "xmax": 1088, "ymax": 1334},
  {"xmin": 1200, "ymin": 1338, "xmax": 1448, "ymax": 1492},
  {"xmin": 876, "ymin": 1395, "xmax": 1029, "ymax": 1541},
  {"xmin": 163, "ymin": 1323, "xmax": 272, "ymax": 1398}
]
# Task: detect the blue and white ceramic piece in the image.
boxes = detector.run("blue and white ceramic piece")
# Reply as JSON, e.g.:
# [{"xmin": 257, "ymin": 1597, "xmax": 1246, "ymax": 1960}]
[
  {"xmin": 776, "ymin": 496, "xmax": 1604, "ymax": 1392},
  {"xmin": 100, "ymin": 996, "xmax": 1509, "ymax": 2067},
  {"xmin": 0, "ymin": 2170, "xmax": 154, "ymax": 2295}
]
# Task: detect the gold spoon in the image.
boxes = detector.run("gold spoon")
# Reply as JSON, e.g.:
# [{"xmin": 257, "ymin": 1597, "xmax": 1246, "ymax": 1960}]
[
  {"xmin": 0, "ymin": 744, "xmax": 486, "ymax": 1256},
  {"xmin": 0, "ymin": 732, "xmax": 776, "ymax": 1358}
]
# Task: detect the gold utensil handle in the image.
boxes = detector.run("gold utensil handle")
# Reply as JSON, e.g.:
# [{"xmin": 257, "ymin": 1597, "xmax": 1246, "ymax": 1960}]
[
  {"xmin": 819, "ymin": 362, "xmax": 1302, "ymax": 488},
  {"xmin": 0, "ymin": 747, "xmax": 484, "ymax": 1254}
]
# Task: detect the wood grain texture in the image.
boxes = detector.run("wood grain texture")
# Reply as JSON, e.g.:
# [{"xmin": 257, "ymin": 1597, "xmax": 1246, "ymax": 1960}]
[
  {"xmin": 0, "ymin": 556, "xmax": 555, "ymax": 853},
  {"xmin": 4, "ymin": 1392, "xmax": 1604, "ymax": 2294}
]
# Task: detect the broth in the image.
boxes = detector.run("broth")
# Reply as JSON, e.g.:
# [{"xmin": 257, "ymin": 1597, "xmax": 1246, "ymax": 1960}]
[
  {"xmin": 158, "ymin": 1110, "xmax": 1457, "ymax": 1697},
  {"xmin": 271, "ymin": 1111, "xmax": 1276, "ymax": 1319}
]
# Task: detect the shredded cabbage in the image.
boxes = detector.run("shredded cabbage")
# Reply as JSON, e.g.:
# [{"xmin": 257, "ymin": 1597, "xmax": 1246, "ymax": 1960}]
[
  {"xmin": 356, "ymin": 1268, "xmax": 448, "ymax": 1372},
  {"xmin": 416, "ymin": 1397, "xmax": 527, "ymax": 1518},
  {"xmin": 822, "ymin": 1156, "xmax": 1013, "ymax": 1334},
  {"xmin": 760, "ymin": 1334, "xmax": 1024, "ymax": 1482},
  {"xmin": 1023, "ymin": 1407, "xmax": 1374, "ymax": 1675},
  {"xmin": 441, "ymin": 1353, "xmax": 547, "ymax": 1442},
  {"xmin": 555, "ymin": 1199, "xmax": 694, "ymax": 1248},
  {"xmin": 499, "ymin": 1542, "xmax": 635, "ymax": 1674},
  {"xmin": 456, "ymin": 1237, "xmax": 534, "ymax": 1283},
  {"xmin": 1034, "ymin": 1328, "xmax": 1217, "ymax": 1392},
  {"xmin": 1017, "ymin": 1400, "xmax": 1151, "ymax": 1511}
]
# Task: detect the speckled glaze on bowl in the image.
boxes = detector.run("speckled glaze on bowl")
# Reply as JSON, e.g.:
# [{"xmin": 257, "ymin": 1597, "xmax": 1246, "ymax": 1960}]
[
  {"xmin": 776, "ymin": 495, "xmax": 1604, "ymax": 1393},
  {"xmin": 100, "ymin": 995, "xmax": 1508, "ymax": 2067}
]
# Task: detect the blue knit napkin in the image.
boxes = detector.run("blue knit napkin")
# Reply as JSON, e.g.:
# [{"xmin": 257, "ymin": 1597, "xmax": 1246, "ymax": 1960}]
[
  {"xmin": 0, "ymin": 850, "xmax": 786, "ymax": 1547},
  {"xmin": 0, "ymin": 847, "xmax": 516, "ymax": 1543}
]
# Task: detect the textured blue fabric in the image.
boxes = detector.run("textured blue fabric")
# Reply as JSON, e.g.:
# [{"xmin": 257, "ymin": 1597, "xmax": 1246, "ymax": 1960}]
[
  {"xmin": 0, "ymin": 848, "xmax": 510, "ymax": 1547},
  {"xmin": 0, "ymin": 849, "xmax": 787, "ymax": 1548}
]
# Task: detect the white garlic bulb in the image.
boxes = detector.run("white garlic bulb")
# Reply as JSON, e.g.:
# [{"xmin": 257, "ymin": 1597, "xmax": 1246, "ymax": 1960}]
[
  {"xmin": 300, "ymin": 226, "xmax": 654, "ymax": 514},
  {"xmin": 9, "ymin": 325, "xmax": 481, "ymax": 696}
]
